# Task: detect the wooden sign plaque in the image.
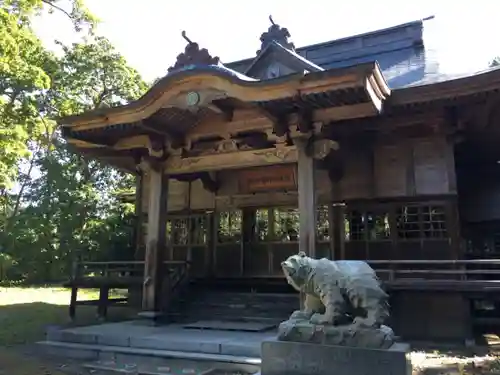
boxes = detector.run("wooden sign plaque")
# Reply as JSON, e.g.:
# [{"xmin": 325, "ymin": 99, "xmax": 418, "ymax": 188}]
[{"xmin": 238, "ymin": 164, "xmax": 297, "ymax": 193}]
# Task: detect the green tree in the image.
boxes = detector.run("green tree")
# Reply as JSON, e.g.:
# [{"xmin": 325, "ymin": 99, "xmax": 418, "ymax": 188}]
[
  {"xmin": 0, "ymin": 0, "xmax": 147, "ymax": 282},
  {"xmin": 3, "ymin": 0, "xmax": 98, "ymax": 32}
]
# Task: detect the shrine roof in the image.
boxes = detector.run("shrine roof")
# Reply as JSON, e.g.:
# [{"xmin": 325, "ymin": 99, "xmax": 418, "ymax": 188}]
[
  {"xmin": 226, "ymin": 18, "xmax": 439, "ymax": 89},
  {"xmin": 59, "ymin": 16, "xmax": 500, "ymax": 135}
]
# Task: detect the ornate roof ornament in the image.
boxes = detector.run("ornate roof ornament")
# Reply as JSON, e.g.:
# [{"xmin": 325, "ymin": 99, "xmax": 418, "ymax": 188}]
[
  {"xmin": 257, "ymin": 16, "xmax": 295, "ymax": 55},
  {"xmin": 168, "ymin": 31, "xmax": 220, "ymax": 73}
]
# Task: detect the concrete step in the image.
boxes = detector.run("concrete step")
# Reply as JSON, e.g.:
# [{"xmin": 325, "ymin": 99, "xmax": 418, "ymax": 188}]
[{"xmin": 38, "ymin": 340, "xmax": 262, "ymax": 369}]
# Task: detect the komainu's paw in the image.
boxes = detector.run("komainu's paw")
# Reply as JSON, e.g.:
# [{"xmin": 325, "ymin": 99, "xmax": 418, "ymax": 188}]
[
  {"xmin": 290, "ymin": 310, "xmax": 313, "ymax": 320},
  {"xmin": 310, "ymin": 313, "xmax": 334, "ymax": 325}
]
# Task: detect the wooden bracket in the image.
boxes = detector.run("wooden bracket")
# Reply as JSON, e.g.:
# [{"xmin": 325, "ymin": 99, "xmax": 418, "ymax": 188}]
[
  {"xmin": 273, "ymin": 114, "xmax": 289, "ymax": 138},
  {"xmin": 172, "ymin": 171, "xmax": 219, "ymax": 193},
  {"xmin": 297, "ymin": 108, "xmax": 314, "ymax": 134},
  {"xmin": 312, "ymin": 139, "xmax": 340, "ymax": 160},
  {"xmin": 199, "ymin": 172, "xmax": 220, "ymax": 193}
]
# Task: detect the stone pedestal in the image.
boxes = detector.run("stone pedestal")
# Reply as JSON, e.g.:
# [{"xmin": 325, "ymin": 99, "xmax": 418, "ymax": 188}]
[
  {"xmin": 261, "ymin": 339, "xmax": 412, "ymax": 375},
  {"xmin": 278, "ymin": 318, "xmax": 395, "ymax": 349}
]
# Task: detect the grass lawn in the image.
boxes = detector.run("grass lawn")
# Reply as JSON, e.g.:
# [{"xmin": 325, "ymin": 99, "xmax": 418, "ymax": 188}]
[{"xmin": 0, "ymin": 286, "xmax": 136, "ymax": 374}]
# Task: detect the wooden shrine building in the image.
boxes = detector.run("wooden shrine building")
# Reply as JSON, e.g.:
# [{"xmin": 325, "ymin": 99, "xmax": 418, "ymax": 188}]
[{"xmin": 60, "ymin": 17, "xmax": 500, "ymax": 343}]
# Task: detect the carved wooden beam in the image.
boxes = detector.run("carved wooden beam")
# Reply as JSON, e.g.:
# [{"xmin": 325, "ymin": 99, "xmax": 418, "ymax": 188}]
[
  {"xmin": 68, "ymin": 135, "xmax": 168, "ymax": 160},
  {"xmin": 164, "ymin": 145, "xmax": 298, "ymax": 174}
]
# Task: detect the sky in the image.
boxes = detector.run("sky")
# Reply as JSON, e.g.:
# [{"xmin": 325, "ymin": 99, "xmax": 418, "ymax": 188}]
[{"xmin": 32, "ymin": 0, "xmax": 500, "ymax": 83}]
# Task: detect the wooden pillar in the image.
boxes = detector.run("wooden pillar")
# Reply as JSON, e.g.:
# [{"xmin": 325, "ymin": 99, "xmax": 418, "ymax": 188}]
[
  {"xmin": 241, "ymin": 208, "xmax": 256, "ymax": 276},
  {"xmin": 327, "ymin": 204, "xmax": 335, "ymax": 259},
  {"xmin": 328, "ymin": 158, "xmax": 345, "ymax": 260},
  {"xmin": 296, "ymin": 138, "xmax": 317, "ymax": 257},
  {"xmin": 206, "ymin": 212, "xmax": 216, "ymax": 278},
  {"xmin": 134, "ymin": 172, "xmax": 144, "ymax": 260},
  {"xmin": 141, "ymin": 165, "xmax": 169, "ymax": 318}
]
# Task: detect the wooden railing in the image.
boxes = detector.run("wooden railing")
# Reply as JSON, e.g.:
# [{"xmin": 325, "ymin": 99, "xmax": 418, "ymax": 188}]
[
  {"xmin": 367, "ymin": 259, "xmax": 500, "ymax": 291},
  {"xmin": 65, "ymin": 258, "xmax": 500, "ymax": 321},
  {"xmin": 66, "ymin": 260, "xmax": 191, "ymax": 320}
]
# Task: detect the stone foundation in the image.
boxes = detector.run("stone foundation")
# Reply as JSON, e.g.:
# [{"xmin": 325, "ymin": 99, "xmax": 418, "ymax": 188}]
[{"xmin": 261, "ymin": 339, "xmax": 411, "ymax": 375}]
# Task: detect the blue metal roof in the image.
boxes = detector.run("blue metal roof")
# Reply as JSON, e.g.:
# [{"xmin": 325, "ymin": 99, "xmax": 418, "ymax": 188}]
[{"xmin": 226, "ymin": 18, "xmax": 444, "ymax": 89}]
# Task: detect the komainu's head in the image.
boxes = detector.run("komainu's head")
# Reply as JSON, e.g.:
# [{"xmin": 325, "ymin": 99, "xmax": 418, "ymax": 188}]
[{"xmin": 281, "ymin": 251, "xmax": 312, "ymax": 291}]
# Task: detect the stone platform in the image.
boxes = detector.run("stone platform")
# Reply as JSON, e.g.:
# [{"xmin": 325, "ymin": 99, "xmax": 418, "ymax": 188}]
[{"xmin": 38, "ymin": 320, "xmax": 271, "ymax": 363}]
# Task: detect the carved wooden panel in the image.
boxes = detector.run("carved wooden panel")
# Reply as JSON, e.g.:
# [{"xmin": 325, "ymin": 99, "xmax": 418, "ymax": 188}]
[
  {"xmin": 413, "ymin": 137, "xmax": 451, "ymax": 195},
  {"xmin": 374, "ymin": 143, "xmax": 408, "ymax": 197}
]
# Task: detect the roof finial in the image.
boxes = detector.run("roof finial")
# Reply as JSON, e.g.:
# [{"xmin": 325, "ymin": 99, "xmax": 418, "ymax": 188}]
[
  {"xmin": 257, "ymin": 16, "xmax": 295, "ymax": 55},
  {"xmin": 168, "ymin": 31, "xmax": 220, "ymax": 73},
  {"xmin": 181, "ymin": 30, "xmax": 193, "ymax": 44}
]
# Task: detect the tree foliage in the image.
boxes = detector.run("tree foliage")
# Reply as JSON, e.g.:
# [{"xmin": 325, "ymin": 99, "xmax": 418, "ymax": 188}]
[{"xmin": 0, "ymin": 0, "xmax": 147, "ymax": 282}]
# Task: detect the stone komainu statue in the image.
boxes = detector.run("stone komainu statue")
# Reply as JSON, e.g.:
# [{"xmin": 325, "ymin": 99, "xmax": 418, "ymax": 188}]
[{"xmin": 281, "ymin": 252, "xmax": 389, "ymax": 328}]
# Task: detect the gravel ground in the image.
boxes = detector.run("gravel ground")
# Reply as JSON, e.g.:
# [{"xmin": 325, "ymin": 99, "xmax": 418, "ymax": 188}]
[{"xmin": 410, "ymin": 351, "xmax": 499, "ymax": 374}]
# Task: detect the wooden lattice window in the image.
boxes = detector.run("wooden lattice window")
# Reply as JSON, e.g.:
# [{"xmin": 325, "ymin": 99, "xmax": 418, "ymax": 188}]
[
  {"xmin": 366, "ymin": 211, "xmax": 390, "ymax": 240},
  {"xmin": 345, "ymin": 209, "xmax": 390, "ymax": 241},
  {"xmin": 191, "ymin": 216, "xmax": 208, "ymax": 245},
  {"xmin": 217, "ymin": 210, "xmax": 242, "ymax": 243},
  {"xmin": 317, "ymin": 205, "xmax": 330, "ymax": 242},
  {"xmin": 421, "ymin": 205, "xmax": 447, "ymax": 238},
  {"xmin": 255, "ymin": 209, "xmax": 269, "ymax": 241},
  {"xmin": 396, "ymin": 206, "xmax": 420, "ymax": 239},
  {"xmin": 345, "ymin": 210, "xmax": 365, "ymax": 241},
  {"xmin": 167, "ymin": 217, "xmax": 189, "ymax": 245},
  {"xmin": 396, "ymin": 205, "xmax": 447, "ymax": 239},
  {"xmin": 274, "ymin": 207, "xmax": 299, "ymax": 242}
]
